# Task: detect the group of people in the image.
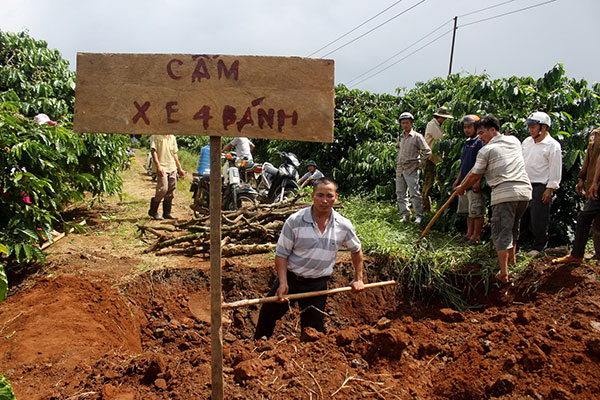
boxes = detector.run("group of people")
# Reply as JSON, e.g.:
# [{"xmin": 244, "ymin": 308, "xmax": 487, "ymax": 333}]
[
  {"xmin": 396, "ymin": 108, "xmax": 564, "ymax": 284},
  {"xmin": 146, "ymin": 135, "xmax": 325, "ymax": 220}
]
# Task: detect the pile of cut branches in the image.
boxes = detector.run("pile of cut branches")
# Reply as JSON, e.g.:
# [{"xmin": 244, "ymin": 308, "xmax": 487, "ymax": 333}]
[{"xmin": 138, "ymin": 196, "xmax": 311, "ymax": 257}]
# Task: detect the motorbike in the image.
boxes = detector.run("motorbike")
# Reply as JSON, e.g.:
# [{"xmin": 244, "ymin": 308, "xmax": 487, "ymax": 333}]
[
  {"xmin": 190, "ymin": 151, "xmax": 258, "ymax": 217},
  {"xmin": 258, "ymin": 150, "xmax": 301, "ymax": 203}
]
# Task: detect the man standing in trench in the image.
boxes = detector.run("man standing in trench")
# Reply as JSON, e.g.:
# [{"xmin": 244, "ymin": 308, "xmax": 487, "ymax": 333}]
[
  {"xmin": 456, "ymin": 115, "xmax": 532, "ymax": 284},
  {"xmin": 254, "ymin": 178, "xmax": 365, "ymax": 340}
]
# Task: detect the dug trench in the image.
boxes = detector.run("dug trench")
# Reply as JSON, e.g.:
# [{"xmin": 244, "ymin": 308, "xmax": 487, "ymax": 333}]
[{"xmin": 2, "ymin": 249, "xmax": 600, "ymax": 399}]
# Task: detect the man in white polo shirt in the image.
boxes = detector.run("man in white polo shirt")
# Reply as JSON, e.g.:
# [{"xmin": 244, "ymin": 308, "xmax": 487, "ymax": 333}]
[
  {"xmin": 521, "ymin": 111, "xmax": 562, "ymax": 256},
  {"xmin": 254, "ymin": 178, "xmax": 365, "ymax": 340}
]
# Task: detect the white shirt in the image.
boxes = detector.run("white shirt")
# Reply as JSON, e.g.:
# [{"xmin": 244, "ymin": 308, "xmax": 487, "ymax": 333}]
[
  {"xmin": 229, "ymin": 137, "xmax": 253, "ymax": 161},
  {"xmin": 521, "ymin": 134, "xmax": 562, "ymax": 189}
]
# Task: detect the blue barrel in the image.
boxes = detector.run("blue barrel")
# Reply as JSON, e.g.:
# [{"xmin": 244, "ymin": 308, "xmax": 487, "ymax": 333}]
[{"xmin": 197, "ymin": 144, "xmax": 210, "ymax": 174}]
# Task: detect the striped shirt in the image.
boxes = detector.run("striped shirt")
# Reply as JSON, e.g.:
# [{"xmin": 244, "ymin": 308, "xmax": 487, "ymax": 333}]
[
  {"xmin": 276, "ymin": 207, "xmax": 362, "ymax": 279},
  {"xmin": 472, "ymin": 134, "xmax": 532, "ymax": 206}
]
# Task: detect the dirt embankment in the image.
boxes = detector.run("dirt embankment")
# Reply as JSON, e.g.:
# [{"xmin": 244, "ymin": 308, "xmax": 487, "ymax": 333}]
[{"xmin": 1, "ymin": 154, "xmax": 600, "ymax": 399}]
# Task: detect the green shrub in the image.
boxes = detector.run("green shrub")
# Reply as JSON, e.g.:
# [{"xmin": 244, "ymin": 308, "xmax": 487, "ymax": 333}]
[{"xmin": 0, "ymin": 31, "xmax": 130, "ymax": 297}]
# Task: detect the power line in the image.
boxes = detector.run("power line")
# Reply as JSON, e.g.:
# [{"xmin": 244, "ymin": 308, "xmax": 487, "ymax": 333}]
[
  {"xmin": 457, "ymin": 0, "xmax": 518, "ymax": 18},
  {"xmin": 346, "ymin": 19, "xmax": 453, "ymax": 85},
  {"xmin": 318, "ymin": 0, "xmax": 427, "ymax": 59},
  {"xmin": 459, "ymin": 0, "xmax": 557, "ymax": 28},
  {"xmin": 345, "ymin": 0, "xmax": 525, "ymax": 87},
  {"xmin": 307, "ymin": 0, "xmax": 406, "ymax": 58},
  {"xmin": 347, "ymin": 0, "xmax": 557, "ymax": 88},
  {"xmin": 350, "ymin": 28, "xmax": 453, "ymax": 88}
]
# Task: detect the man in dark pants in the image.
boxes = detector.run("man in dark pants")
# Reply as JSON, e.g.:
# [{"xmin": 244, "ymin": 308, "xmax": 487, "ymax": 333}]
[
  {"xmin": 254, "ymin": 178, "xmax": 365, "ymax": 339},
  {"xmin": 553, "ymin": 148, "xmax": 600, "ymax": 264}
]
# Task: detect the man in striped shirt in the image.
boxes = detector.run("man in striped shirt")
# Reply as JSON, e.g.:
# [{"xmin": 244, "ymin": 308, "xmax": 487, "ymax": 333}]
[
  {"xmin": 456, "ymin": 115, "xmax": 532, "ymax": 284},
  {"xmin": 254, "ymin": 178, "xmax": 365, "ymax": 340}
]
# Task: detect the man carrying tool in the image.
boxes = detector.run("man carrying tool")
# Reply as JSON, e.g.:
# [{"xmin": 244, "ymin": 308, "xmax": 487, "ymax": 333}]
[
  {"xmin": 456, "ymin": 115, "xmax": 532, "ymax": 284},
  {"xmin": 396, "ymin": 112, "xmax": 431, "ymax": 223},
  {"xmin": 521, "ymin": 111, "xmax": 562, "ymax": 256},
  {"xmin": 423, "ymin": 106, "xmax": 454, "ymax": 212},
  {"xmin": 452, "ymin": 114, "xmax": 484, "ymax": 245},
  {"xmin": 254, "ymin": 178, "xmax": 365, "ymax": 340}
]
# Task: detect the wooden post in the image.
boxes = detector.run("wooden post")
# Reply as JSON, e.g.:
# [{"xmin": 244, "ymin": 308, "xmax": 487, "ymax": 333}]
[{"xmin": 209, "ymin": 136, "xmax": 223, "ymax": 400}]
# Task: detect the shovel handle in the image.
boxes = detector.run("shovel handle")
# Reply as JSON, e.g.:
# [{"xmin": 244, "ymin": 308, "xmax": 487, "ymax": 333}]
[
  {"xmin": 222, "ymin": 280, "xmax": 396, "ymax": 309},
  {"xmin": 417, "ymin": 171, "xmax": 472, "ymax": 243}
]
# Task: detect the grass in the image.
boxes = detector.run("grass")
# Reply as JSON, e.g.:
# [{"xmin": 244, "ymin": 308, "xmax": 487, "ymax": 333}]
[{"xmin": 340, "ymin": 194, "xmax": 525, "ymax": 311}]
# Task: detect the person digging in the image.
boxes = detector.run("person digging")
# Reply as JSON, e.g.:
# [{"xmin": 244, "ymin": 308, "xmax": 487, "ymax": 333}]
[
  {"xmin": 254, "ymin": 177, "xmax": 365, "ymax": 340},
  {"xmin": 455, "ymin": 115, "xmax": 532, "ymax": 284}
]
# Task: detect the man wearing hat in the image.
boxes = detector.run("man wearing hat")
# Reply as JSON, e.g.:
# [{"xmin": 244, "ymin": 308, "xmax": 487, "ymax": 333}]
[
  {"xmin": 396, "ymin": 112, "xmax": 431, "ymax": 223},
  {"xmin": 423, "ymin": 106, "xmax": 454, "ymax": 212},
  {"xmin": 298, "ymin": 160, "xmax": 324, "ymax": 188},
  {"xmin": 521, "ymin": 111, "xmax": 562, "ymax": 256}
]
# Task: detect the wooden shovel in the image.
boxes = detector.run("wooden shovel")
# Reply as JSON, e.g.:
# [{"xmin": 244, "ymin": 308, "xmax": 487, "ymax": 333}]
[
  {"xmin": 417, "ymin": 171, "xmax": 472, "ymax": 244},
  {"xmin": 222, "ymin": 280, "xmax": 396, "ymax": 309}
]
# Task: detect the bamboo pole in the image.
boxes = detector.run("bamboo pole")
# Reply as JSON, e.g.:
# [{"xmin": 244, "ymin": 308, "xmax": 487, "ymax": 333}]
[{"xmin": 222, "ymin": 280, "xmax": 396, "ymax": 309}]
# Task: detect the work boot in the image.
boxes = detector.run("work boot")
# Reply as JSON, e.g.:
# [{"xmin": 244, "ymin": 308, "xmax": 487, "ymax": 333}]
[
  {"xmin": 163, "ymin": 198, "xmax": 175, "ymax": 219},
  {"xmin": 148, "ymin": 197, "xmax": 163, "ymax": 220}
]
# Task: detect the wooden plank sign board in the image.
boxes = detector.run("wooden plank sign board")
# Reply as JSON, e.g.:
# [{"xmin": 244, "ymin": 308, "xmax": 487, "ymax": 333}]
[{"xmin": 73, "ymin": 53, "xmax": 335, "ymax": 143}]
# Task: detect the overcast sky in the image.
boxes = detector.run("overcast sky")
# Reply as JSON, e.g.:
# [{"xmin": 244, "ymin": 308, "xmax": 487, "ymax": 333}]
[{"xmin": 2, "ymin": 0, "xmax": 599, "ymax": 95}]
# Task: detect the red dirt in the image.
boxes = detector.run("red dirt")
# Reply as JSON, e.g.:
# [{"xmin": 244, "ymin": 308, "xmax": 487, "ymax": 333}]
[{"xmin": 2, "ymin": 155, "xmax": 600, "ymax": 399}]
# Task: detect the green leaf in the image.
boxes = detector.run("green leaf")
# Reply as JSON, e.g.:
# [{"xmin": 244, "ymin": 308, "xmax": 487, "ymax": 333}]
[{"xmin": 0, "ymin": 374, "xmax": 16, "ymax": 400}]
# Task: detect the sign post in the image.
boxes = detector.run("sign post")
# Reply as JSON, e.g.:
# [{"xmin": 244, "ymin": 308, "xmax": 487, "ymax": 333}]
[{"xmin": 73, "ymin": 53, "xmax": 335, "ymax": 400}]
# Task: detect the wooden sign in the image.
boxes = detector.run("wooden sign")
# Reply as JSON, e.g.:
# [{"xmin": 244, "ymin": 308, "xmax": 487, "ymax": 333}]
[{"xmin": 73, "ymin": 53, "xmax": 335, "ymax": 142}]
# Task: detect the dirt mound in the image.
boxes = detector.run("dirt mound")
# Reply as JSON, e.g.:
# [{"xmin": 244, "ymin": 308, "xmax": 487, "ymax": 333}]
[{"xmin": 3, "ymin": 252, "xmax": 600, "ymax": 399}]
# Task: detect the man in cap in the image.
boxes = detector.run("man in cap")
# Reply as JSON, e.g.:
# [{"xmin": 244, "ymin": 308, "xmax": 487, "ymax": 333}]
[
  {"xmin": 453, "ymin": 114, "xmax": 484, "ymax": 245},
  {"xmin": 395, "ymin": 112, "xmax": 431, "ymax": 223},
  {"xmin": 423, "ymin": 106, "xmax": 454, "ymax": 212},
  {"xmin": 298, "ymin": 160, "xmax": 324, "ymax": 188},
  {"xmin": 521, "ymin": 111, "xmax": 562, "ymax": 256},
  {"xmin": 456, "ymin": 115, "xmax": 532, "ymax": 284}
]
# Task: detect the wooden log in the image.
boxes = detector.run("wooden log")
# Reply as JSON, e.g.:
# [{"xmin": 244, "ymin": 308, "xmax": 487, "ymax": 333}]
[
  {"xmin": 222, "ymin": 243, "xmax": 276, "ymax": 256},
  {"xmin": 223, "ymin": 280, "xmax": 397, "ymax": 309}
]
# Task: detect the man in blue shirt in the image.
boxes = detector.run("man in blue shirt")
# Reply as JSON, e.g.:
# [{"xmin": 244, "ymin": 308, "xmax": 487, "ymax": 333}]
[{"xmin": 453, "ymin": 115, "xmax": 485, "ymax": 245}]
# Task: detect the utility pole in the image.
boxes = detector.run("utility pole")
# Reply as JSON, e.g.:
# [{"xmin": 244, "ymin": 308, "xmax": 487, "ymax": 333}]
[{"xmin": 448, "ymin": 16, "xmax": 458, "ymax": 75}]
